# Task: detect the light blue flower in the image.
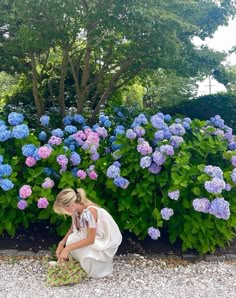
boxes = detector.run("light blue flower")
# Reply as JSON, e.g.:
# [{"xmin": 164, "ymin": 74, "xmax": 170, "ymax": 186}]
[
  {"xmin": 8, "ymin": 112, "xmax": 24, "ymax": 126},
  {"xmin": 0, "ymin": 178, "xmax": 14, "ymax": 191},
  {"xmin": 40, "ymin": 115, "xmax": 50, "ymax": 126},
  {"xmin": 12, "ymin": 124, "xmax": 29, "ymax": 139},
  {"xmin": 148, "ymin": 227, "xmax": 160, "ymax": 240}
]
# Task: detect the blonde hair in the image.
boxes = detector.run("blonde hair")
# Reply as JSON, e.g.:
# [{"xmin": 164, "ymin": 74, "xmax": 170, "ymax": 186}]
[{"xmin": 53, "ymin": 188, "xmax": 93, "ymax": 215}]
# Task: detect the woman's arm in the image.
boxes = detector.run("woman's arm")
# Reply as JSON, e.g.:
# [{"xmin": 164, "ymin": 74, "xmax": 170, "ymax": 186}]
[{"xmin": 59, "ymin": 224, "xmax": 73, "ymax": 246}]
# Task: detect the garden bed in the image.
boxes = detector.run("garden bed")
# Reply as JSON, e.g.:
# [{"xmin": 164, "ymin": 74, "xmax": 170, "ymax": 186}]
[{"xmin": 0, "ymin": 221, "xmax": 235, "ymax": 256}]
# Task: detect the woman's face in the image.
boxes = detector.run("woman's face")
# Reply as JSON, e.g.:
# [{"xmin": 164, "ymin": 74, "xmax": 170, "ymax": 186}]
[{"xmin": 63, "ymin": 204, "xmax": 76, "ymax": 216}]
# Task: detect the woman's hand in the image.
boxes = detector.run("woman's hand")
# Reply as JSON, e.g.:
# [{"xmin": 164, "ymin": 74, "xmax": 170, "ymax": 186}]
[
  {"xmin": 58, "ymin": 248, "xmax": 69, "ymax": 262},
  {"xmin": 56, "ymin": 242, "xmax": 65, "ymax": 259}
]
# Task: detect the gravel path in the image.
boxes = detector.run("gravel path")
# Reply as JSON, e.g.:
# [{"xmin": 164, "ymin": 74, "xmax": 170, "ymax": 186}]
[{"xmin": 0, "ymin": 257, "xmax": 236, "ymax": 298}]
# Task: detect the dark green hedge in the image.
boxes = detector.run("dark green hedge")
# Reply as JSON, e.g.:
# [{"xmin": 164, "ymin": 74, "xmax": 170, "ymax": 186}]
[{"xmin": 163, "ymin": 93, "xmax": 236, "ymax": 132}]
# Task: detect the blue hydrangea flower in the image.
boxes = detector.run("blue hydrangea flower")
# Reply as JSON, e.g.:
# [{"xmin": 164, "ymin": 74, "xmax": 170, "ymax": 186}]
[
  {"xmin": 159, "ymin": 145, "xmax": 174, "ymax": 156},
  {"xmin": 65, "ymin": 125, "xmax": 77, "ymax": 134},
  {"xmin": 38, "ymin": 131, "xmax": 47, "ymax": 141},
  {"xmin": 8, "ymin": 112, "xmax": 24, "ymax": 126},
  {"xmin": 70, "ymin": 152, "xmax": 81, "ymax": 166},
  {"xmin": 170, "ymin": 136, "xmax": 184, "ymax": 148},
  {"xmin": 40, "ymin": 115, "xmax": 50, "ymax": 126},
  {"xmin": 74, "ymin": 114, "xmax": 85, "ymax": 124},
  {"xmin": 113, "ymin": 161, "xmax": 121, "ymax": 168},
  {"xmin": 0, "ymin": 120, "xmax": 5, "ymax": 126},
  {"xmin": 114, "ymin": 176, "xmax": 129, "ymax": 189},
  {"xmin": 148, "ymin": 227, "xmax": 160, "ymax": 240},
  {"xmin": 104, "ymin": 120, "xmax": 112, "ymax": 128},
  {"xmin": 91, "ymin": 152, "xmax": 100, "ymax": 161},
  {"xmin": 0, "ymin": 155, "xmax": 3, "ymax": 164},
  {"xmin": 22, "ymin": 144, "xmax": 37, "ymax": 157},
  {"xmin": 63, "ymin": 116, "xmax": 73, "ymax": 126},
  {"xmin": 43, "ymin": 167, "xmax": 53, "ymax": 176},
  {"xmin": 0, "ymin": 164, "xmax": 12, "ymax": 177},
  {"xmin": 229, "ymin": 142, "xmax": 236, "ymax": 150},
  {"xmin": 107, "ymin": 165, "xmax": 120, "ymax": 178},
  {"xmin": 12, "ymin": 124, "xmax": 29, "ymax": 139},
  {"xmin": 0, "ymin": 178, "xmax": 14, "ymax": 191},
  {"xmin": 0, "ymin": 129, "xmax": 11, "ymax": 142},
  {"xmin": 209, "ymin": 197, "xmax": 230, "ymax": 220},
  {"xmin": 51, "ymin": 128, "xmax": 64, "ymax": 138},
  {"xmin": 164, "ymin": 114, "xmax": 171, "ymax": 122},
  {"xmin": 231, "ymin": 168, "xmax": 236, "ymax": 184}
]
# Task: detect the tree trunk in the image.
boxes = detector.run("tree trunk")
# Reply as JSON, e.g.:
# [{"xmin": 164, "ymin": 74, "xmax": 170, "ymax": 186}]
[
  {"xmin": 58, "ymin": 48, "xmax": 69, "ymax": 120},
  {"xmin": 30, "ymin": 53, "xmax": 44, "ymax": 118}
]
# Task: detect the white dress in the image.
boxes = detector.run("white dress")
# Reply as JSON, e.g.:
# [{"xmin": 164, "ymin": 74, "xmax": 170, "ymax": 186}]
[{"xmin": 66, "ymin": 206, "xmax": 122, "ymax": 278}]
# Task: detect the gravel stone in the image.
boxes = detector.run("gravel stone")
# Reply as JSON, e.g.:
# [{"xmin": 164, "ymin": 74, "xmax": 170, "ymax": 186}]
[{"xmin": 0, "ymin": 257, "xmax": 235, "ymax": 298}]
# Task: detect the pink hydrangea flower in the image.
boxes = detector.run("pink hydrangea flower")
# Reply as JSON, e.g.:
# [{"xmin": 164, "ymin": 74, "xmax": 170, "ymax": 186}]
[
  {"xmin": 37, "ymin": 197, "xmax": 49, "ymax": 208},
  {"xmin": 77, "ymin": 170, "xmax": 87, "ymax": 179},
  {"xmin": 56, "ymin": 155, "xmax": 68, "ymax": 167},
  {"xmin": 38, "ymin": 146, "xmax": 52, "ymax": 159},
  {"xmin": 25, "ymin": 156, "xmax": 37, "ymax": 167},
  {"xmin": 19, "ymin": 185, "xmax": 32, "ymax": 199},
  {"xmin": 48, "ymin": 136, "xmax": 62, "ymax": 146},
  {"xmin": 42, "ymin": 178, "xmax": 55, "ymax": 189},
  {"xmin": 89, "ymin": 171, "xmax": 98, "ymax": 180}
]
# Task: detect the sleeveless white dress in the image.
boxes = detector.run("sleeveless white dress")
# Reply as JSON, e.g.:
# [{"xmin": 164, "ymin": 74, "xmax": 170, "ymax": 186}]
[{"xmin": 66, "ymin": 206, "xmax": 122, "ymax": 278}]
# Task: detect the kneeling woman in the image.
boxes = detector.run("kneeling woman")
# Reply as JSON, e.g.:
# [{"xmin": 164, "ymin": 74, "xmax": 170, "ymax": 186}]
[{"xmin": 53, "ymin": 188, "xmax": 122, "ymax": 278}]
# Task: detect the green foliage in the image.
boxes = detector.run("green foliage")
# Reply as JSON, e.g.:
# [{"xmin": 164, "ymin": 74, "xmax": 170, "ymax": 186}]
[{"xmin": 164, "ymin": 93, "xmax": 236, "ymax": 132}]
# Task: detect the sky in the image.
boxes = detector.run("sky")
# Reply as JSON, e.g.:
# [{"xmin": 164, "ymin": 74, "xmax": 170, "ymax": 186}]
[{"xmin": 194, "ymin": 17, "xmax": 236, "ymax": 96}]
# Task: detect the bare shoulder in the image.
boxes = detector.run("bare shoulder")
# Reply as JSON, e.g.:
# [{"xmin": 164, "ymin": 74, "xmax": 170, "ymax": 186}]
[{"xmin": 87, "ymin": 206, "xmax": 98, "ymax": 222}]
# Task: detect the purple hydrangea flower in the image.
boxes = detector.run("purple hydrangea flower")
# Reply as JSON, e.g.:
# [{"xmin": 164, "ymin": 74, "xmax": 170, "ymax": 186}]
[
  {"xmin": 137, "ymin": 141, "xmax": 153, "ymax": 155},
  {"xmin": 192, "ymin": 198, "xmax": 210, "ymax": 213},
  {"xmin": 148, "ymin": 163, "xmax": 161, "ymax": 174},
  {"xmin": 168, "ymin": 190, "xmax": 180, "ymax": 200},
  {"xmin": 56, "ymin": 155, "xmax": 68, "ymax": 167},
  {"xmin": 148, "ymin": 227, "xmax": 160, "ymax": 240},
  {"xmin": 204, "ymin": 165, "xmax": 223, "ymax": 179},
  {"xmin": 209, "ymin": 198, "xmax": 230, "ymax": 220},
  {"xmin": 42, "ymin": 178, "xmax": 55, "ymax": 189},
  {"xmin": 133, "ymin": 126, "xmax": 145, "ymax": 137},
  {"xmin": 231, "ymin": 168, "xmax": 236, "ymax": 183},
  {"xmin": 77, "ymin": 170, "xmax": 87, "ymax": 179},
  {"xmin": 161, "ymin": 208, "xmax": 174, "ymax": 220},
  {"xmin": 169, "ymin": 123, "xmax": 185, "ymax": 136},
  {"xmin": 17, "ymin": 200, "xmax": 28, "ymax": 210},
  {"xmin": 107, "ymin": 165, "xmax": 120, "ymax": 178},
  {"xmin": 113, "ymin": 161, "xmax": 121, "ymax": 168},
  {"xmin": 231, "ymin": 156, "xmax": 236, "ymax": 167},
  {"xmin": 48, "ymin": 136, "xmax": 62, "ymax": 146},
  {"xmin": 152, "ymin": 151, "xmax": 166, "ymax": 165},
  {"xmin": 159, "ymin": 145, "xmax": 174, "ymax": 156},
  {"xmin": 204, "ymin": 178, "xmax": 226, "ymax": 194},
  {"xmin": 70, "ymin": 152, "xmax": 81, "ymax": 166},
  {"xmin": 126, "ymin": 129, "xmax": 137, "ymax": 140},
  {"xmin": 95, "ymin": 127, "xmax": 108, "ymax": 138},
  {"xmin": 150, "ymin": 115, "xmax": 165, "ymax": 129},
  {"xmin": 169, "ymin": 136, "xmax": 184, "ymax": 148},
  {"xmin": 154, "ymin": 130, "xmax": 165, "ymax": 142},
  {"xmin": 225, "ymin": 183, "xmax": 232, "ymax": 191},
  {"xmin": 37, "ymin": 197, "xmax": 49, "ymax": 209},
  {"xmin": 140, "ymin": 156, "xmax": 152, "ymax": 169}
]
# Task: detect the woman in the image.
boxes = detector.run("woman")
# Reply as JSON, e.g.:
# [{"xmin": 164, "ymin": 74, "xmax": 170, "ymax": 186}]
[{"xmin": 53, "ymin": 188, "xmax": 122, "ymax": 278}]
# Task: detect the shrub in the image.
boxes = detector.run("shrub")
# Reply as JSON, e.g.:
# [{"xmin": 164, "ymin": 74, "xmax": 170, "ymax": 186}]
[{"xmin": 0, "ymin": 111, "xmax": 236, "ymax": 254}]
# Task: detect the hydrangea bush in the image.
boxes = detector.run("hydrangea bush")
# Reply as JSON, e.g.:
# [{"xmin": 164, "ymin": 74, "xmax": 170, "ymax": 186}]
[{"xmin": 0, "ymin": 111, "xmax": 236, "ymax": 254}]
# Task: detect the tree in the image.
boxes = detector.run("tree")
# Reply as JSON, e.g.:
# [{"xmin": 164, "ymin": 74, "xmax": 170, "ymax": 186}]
[{"xmin": 0, "ymin": 0, "xmax": 235, "ymax": 121}]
